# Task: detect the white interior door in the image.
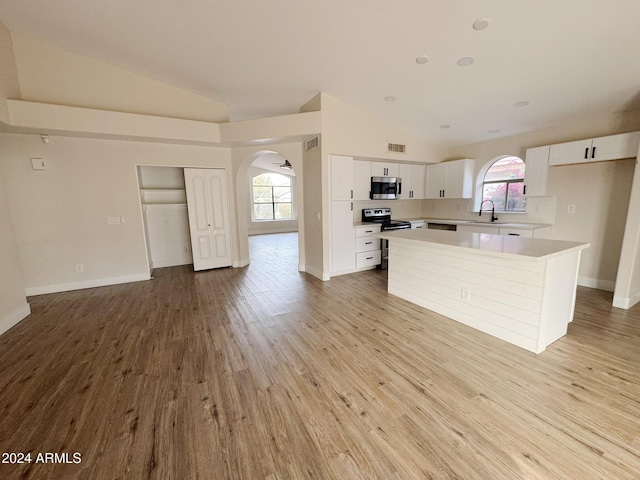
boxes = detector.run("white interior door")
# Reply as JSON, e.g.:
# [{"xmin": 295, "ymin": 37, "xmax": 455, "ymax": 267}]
[{"xmin": 184, "ymin": 168, "xmax": 233, "ymax": 271}]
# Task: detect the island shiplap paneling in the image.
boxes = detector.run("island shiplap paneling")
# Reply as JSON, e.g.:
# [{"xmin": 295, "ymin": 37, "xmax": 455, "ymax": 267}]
[
  {"xmin": 387, "ymin": 242, "xmax": 558, "ymax": 353},
  {"xmin": 391, "ymin": 250, "xmax": 544, "ymax": 312}
]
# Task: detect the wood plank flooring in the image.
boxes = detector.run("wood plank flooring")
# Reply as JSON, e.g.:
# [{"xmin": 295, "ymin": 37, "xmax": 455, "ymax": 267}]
[{"xmin": 1, "ymin": 232, "xmax": 639, "ymax": 479}]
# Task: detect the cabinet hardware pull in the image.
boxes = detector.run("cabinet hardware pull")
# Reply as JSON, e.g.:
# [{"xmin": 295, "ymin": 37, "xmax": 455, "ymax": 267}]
[
  {"xmin": 350, "ymin": 202, "xmax": 353, "ymax": 211},
  {"xmin": 366, "ymin": 257, "xmax": 373, "ymax": 260},
  {"xmin": 365, "ymin": 241, "xmax": 373, "ymax": 244},
  {"xmin": 365, "ymin": 230, "xmax": 373, "ymax": 233},
  {"xmin": 523, "ymin": 185, "xmax": 527, "ymax": 195},
  {"xmin": 584, "ymin": 147, "xmax": 589, "ymax": 159},
  {"xmin": 350, "ymin": 189, "xmax": 353, "ymax": 199},
  {"xmin": 592, "ymin": 146, "xmax": 596, "ymax": 158}
]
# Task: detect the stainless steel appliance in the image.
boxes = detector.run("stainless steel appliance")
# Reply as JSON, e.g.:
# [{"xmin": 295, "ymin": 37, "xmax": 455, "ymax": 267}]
[
  {"xmin": 361, "ymin": 208, "xmax": 411, "ymax": 269},
  {"xmin": 370, "ymin": 177, "xmax": 402, "ymax": 200}
]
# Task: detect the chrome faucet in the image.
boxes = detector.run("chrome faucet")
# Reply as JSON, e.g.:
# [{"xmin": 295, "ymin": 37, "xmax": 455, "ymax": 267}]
[{"xmin": 479, "ymin": 199, "xmax": 499, "ymax": 222}]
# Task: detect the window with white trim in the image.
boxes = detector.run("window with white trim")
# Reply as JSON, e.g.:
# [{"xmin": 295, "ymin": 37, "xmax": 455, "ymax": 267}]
[
  {"xmin": 481, "ymin": 156, "xmax": 526, "ymax": 212},
  {"xmin": 251, "ymin": 173, "xmax": 293, "ymax": 220}
]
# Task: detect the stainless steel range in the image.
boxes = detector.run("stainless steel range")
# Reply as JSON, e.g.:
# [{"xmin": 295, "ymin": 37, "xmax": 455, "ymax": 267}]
[{"xmin": 362, "ymin": 208, "xmax": 411, "ymax": 269}]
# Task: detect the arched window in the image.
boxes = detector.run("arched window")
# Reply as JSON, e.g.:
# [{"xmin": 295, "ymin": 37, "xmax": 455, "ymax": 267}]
[
  {"xmin": 251, "ymin": 172, "xmax": 293, "ymax": 220},
  {"xmin": 481, "ymin": 156, "xmax": 526, "ymax": 212}
]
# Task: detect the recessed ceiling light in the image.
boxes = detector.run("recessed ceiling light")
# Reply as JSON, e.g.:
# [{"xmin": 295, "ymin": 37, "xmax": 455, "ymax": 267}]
[
  {"xmin": 457, "ymin": 57, "xmax": 475, "ymax": 67},
  {"xmin": 384, "ymin": 96, "xmax": 396, "ymax": 102},
  {"xmin": 416, "ymin": 55, "xmax": 430, "ymax": 65},
  {"xmin": 439, "ymin": 124, "xmax": 451, "ymax": 129},
  {"xmin": 488, "ymin": 129, "xmax": 501, "ymax": 134},
  {"xmin": 513, "ymin": 101, "xmax": 530, "ymax": 108},
  {"xmin": 473, "ymin": 18, "xmax": 491, "ymax": 31}
]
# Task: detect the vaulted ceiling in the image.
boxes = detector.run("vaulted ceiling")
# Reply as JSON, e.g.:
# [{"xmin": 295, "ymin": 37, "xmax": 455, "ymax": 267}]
[{"xmin": 1, "ymin": 0, "xmax": 639, "ymax": 146}]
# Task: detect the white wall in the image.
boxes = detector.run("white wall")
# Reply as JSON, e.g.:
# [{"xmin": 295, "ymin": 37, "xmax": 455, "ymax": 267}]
[
  {"xmin": 0, "ymin": 170, "xmax": 30, "ymax": 335},
  {"xmin": 0, "ymin": 133, "xmax": 234, "ymax": 294},
  {"xmin": 11, "ymin": 31, "xmax": 229, "ymax": 123},
  {"xmin": 0, "ymin": 22, "xmax": 20, "ymax": 124}
]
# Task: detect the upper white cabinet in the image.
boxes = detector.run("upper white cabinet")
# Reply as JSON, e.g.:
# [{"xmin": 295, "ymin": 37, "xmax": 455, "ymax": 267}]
[
  {"xmin": 425, "ymin": 159, "xmax": 474, "ymax": 199},
  {"xmin": 549, "ymin": 132, "xmax": 640, "ymax": 166},
  {"xmin": 330, "ymin": 155, "xmax": 354, "ymax": 200},
  {"xmin": 524, "ymin": 145, "xmax": 550, "ymax": 196},
  {"xmin": 371, "ymin": 162, "xmax": 399, "ymax": 177},
  {"xmin": 398, "ymin": 163, "xmax": 426, "ymax": 199},
  {"xmin": 353, "ymin": 160, "xmax": 371, "ymax": 200}
]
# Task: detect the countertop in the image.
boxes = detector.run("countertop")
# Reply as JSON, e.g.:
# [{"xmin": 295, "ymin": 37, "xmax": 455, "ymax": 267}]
[
  {"xmin": 396, "ymin": 217, "xmax": 552, "ymax": 230},
  {"xmin": 374, "ymin": 228, "xmax": 589, "ymax": 262}
]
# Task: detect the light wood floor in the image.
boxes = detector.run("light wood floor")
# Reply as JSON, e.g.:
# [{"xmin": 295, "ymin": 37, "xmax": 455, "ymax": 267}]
[{"xmin": 1, "ymin": 232, "xmax": 639, "ymax": 479}]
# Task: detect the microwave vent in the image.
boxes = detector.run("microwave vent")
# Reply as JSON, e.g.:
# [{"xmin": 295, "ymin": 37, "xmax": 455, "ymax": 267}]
[
  {"xmin": 388, "ymin": 143, "xmax": 406, "ymax": 153},
  {"xmin": 305, "ymin": 135, "xmax": 319, "ymax": 151}
]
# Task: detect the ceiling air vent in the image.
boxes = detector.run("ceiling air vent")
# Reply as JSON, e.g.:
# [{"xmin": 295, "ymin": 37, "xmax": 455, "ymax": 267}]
[
  {"xmin": 388, "ymin": 143, "xmax": 406, "ymax": 153},
  {"xmin": 305, "ymin": 135, "xmax": 319, "ymax": 151}
]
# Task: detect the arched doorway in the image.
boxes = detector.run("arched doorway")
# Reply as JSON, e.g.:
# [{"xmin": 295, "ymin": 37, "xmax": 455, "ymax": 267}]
[{"xmin": 235, "ymin": 148, "xmax": 305, "ymax": 272}]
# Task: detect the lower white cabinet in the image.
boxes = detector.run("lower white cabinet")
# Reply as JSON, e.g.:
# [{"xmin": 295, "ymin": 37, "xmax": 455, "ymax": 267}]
[
  {"xmin": 331, "ymin": 201, "xmax": 356, "ymax": 273},
  {"xmin": 355, "ymin": 225, "xmax": 381, "ymax": 268}
]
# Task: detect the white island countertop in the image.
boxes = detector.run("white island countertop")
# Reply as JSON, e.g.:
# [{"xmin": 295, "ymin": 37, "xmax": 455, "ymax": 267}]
[
  {"xmin": 397, "ymin": 218, "xmax": 552, "ymax": 230},
  {"xmin": 375, "ymin": 229, "xmax": 589, "ymax": 262}
]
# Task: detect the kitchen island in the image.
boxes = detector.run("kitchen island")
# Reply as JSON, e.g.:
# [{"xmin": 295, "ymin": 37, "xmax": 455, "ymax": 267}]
[{"xmin": 375, "ymin": 229, "xmax": 590, "ymax": 353}]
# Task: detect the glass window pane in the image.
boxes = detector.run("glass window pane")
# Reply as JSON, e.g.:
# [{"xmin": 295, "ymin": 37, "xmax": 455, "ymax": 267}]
[
  {"xmin": 484, "ymin": 157, "xmax": 525, "ymax": 182},
  {"xmin": 253, "ymin": 186, "xmax": 273, "ymax": 203},
  {"xmin": 507, "ymin": 182, "xmax": 526, "ymax": 211},
  {"xmin": 274, "ymin": 203, "xmax": 292, "ymax": 219},
  {"xmin": 254, "ymin": 203, "xmax": 274, "ymax": 220},
  {"xmin": 268, "ymin": 173, "xmax": 291, "ymax": 187},
  {"xmin": 273, "ymin": 186, "xmax": 291, "ymax": 203},
  {"xmin": 482, "ymin": 183, "xmax": 506, "ymax": 211}
]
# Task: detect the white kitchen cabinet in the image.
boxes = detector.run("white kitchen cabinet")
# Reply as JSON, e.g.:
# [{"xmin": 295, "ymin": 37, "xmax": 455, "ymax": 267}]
[
  {"xmin": 549, "ymin": 132, "xmax": 640, "ymax": 166},
  {"xmin": 524, "ymin": 145, "xmax": 549, "ymax": 196},
  {"xmin": 184, "ymin": 168, "xmax": 233, "ymax": 271},
  {"xmin": 355, "ymin": 224, "xmax": 381, "ymax": 268},
  {"xmin": 398, "ymin": 163, "xmax": 426, "ymax": 199},
  {"xmin": 330, "ymin": 201, "xmax": 355, "ymax": 274},
  {"xmin": 499, "ymin": 228, "xmax": 533, "ymax": 238},
  {"xmin": 353, "ymin": 160, "xmax": 371, "ymax": 200},
  {"xmin": 330, "ymin": 155, "xmax": 354, "ymax": 200},
  {"xmin": 457, "ymin": 224, "xmax": 499, "ymax": 235},
  {"xmin": 371, "ymin": 162, "xmax": 399, "ymax": 177},
  {"xmin": 425, "ymin": 159, "xmax": 474, "ymax": 199}
]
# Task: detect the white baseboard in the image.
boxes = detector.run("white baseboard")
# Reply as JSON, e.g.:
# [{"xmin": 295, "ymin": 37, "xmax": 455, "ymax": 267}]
[
  {"xmin": 150, "ymin": 257, "xmax": 192, "ymax": 269},
  {"xmin": 0, "ymin": 303, "xmax": 31, "ymax": 336},
  {"xmin": 233, "ymin": 258, "xmax": 250, "ymax": 268},
  {"xmin": 577, "ymin": 276, "xmax": 615, "ymax": 292},
  {"xmin": 303, "ymin": 265, "xmax": 330, "ymax": 281},
  {"xmin": 248, "ymin": 228, "xmax": 298, "ymax": 236},
  {"xmin": 25, "ymin": 273, "xmax": 151, "ymax": 296},
  {"xmin": 613, "ymin": 290, "xmax": 640, "ymax": 310}
]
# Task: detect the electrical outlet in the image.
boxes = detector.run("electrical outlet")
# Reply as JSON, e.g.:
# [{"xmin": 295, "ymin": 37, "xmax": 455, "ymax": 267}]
[
  {"xmin": 461, "ymin": 288, "xmax": 471, "ymax": 301},
  {"xmin": 76, "ymin": 264, "xmax": 84, "ymax": 273},
  {"xmin": 184, "ymin": 245, "xmax": 190, "ymax": 252},
  {"xmin": 567, "ymin": 204, "xmax": 576, "ymax": 214}
]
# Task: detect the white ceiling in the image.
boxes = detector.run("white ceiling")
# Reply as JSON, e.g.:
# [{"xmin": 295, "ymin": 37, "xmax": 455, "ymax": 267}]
[{"xmin": 1, "ymin": 0, "xmax": 640, "ymax": 146}]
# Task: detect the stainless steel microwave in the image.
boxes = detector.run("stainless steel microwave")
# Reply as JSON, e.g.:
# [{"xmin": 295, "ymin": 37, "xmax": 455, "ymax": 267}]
[{"xmin": 371, "ymin": 176, "xmax": 402, "ymax": 199}]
